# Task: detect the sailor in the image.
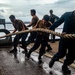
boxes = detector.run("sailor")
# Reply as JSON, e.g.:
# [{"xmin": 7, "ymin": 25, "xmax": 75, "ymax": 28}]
[
  {"xmin": 27, "ymin": 15, "xmax": 52, "ymax": 66},
  {"xmin": 49, "ymin": 9, "xmax": 59, "ymax": 43},
  {"xmin": 26, "ymin": 9, "xmax": 39, "ymax": 45},
  {"xmin": 49, "ymin": 10, "xmax": 75, "ymax": 74},
  {"xmin": 9, "ymin": 15, "xmax": 28, "ymax": 56}
]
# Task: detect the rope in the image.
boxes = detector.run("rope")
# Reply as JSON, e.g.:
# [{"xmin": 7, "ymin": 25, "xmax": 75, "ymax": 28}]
[{"xmin": 0, "ymin": 28, "xmax": 75, "ymax": 39}]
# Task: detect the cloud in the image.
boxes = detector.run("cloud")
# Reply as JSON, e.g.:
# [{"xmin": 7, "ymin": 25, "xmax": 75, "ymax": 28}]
[
  {"xmin": 38, "ymin": 0, "xmax": 75, "ymax": 16},
  {"xmin": 0, "ymin": 0, "xmax": 10, "ymax": 3},
  {"xmin": 54, "ymin": 0, "xmax": 75, "ymax": 13},
  {"xmin": 0, "ymin": 3, "xmax": 10, "ymax": 7},
  {"xmin": 55, "ymin": 0, "xmax": 69, "ymax": 4},
  {"xmin": 24, "ymin": 0, "xmax": 59, "ymax": 5},
  {"xmin": 0, "ymin": 0, "xmax": 75, "ymax": 21}
]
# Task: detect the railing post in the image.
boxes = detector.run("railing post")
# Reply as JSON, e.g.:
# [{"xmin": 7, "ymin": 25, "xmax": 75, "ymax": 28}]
[{"xmin": 0, "ymin": 19, "xmax": 6, "ymax": 29}]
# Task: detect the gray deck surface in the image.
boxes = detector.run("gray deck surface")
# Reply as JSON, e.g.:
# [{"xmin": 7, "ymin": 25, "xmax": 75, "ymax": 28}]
[{"xmin": 0, "ymin": 42, "xmax": 75, "ymax": 75}]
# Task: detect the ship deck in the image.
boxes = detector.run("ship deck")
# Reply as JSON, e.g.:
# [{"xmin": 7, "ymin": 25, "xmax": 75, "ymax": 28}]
[{"xmin": 0, "ymin": 41, "xmax": 75, "ymax": 75}]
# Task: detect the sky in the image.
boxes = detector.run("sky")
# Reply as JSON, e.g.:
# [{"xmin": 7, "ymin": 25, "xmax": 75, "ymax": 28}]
[{"xmin": 0, "ymin": 0, "xmax": 75, "ymax": 22}]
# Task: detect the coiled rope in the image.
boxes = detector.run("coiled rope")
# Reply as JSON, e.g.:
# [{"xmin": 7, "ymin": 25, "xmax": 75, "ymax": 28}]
[{"xmin": 0, "ymin": 28, "xmax": 75, "ymax": 39}]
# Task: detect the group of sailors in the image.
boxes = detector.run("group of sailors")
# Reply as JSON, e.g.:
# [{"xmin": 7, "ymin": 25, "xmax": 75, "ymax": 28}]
[{"xmin": 8, "ymin": 9, "xmax": 75, "ymax": 75}]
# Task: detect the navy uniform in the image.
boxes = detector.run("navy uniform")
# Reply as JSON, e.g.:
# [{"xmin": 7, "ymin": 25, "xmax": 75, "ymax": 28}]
[
  {"xmin": 49, "ymin": 10, "xmax": 59, "ymax": 43},
  {"xmin": 49, "ymin": 11, "xmax": 75, "ymax": 74}
]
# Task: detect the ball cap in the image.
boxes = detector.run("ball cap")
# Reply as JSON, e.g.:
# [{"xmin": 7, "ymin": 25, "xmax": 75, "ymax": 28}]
[{"xmin": 43, "ymin": 15, "xmax": 49, "ymax": 22}]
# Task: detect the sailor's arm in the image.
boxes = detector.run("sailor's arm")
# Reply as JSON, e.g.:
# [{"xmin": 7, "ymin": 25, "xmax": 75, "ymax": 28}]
[
  {"xmin": 12, "ymin": 29, "xmax": 17, "ymax": 33},
  {"xmin": 27, "ymin": 22, "xmax": 33, "ymax": 27}
]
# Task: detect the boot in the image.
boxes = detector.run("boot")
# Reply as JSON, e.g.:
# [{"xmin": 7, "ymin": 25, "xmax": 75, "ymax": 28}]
[
  {"xmin": 26, "ymin": 52, "xmax": 31, "ymax": 60},
  {"xmin": 38, "ymin": 59, "xmax": 43, "ymax": 67},
  {"xmin": 62, "ymin": 65, "xmax": 71, "ymax": 74},
  {"xmin": 49, "ymin": 59, "xmax": 55, "ymax": 68},
  {"xmin": 22, "ymin": 51, "xmax": 25, "ymax": 54},
  {"xmin": 9, "ymin": 49, "xmax": 17, "ymax": 53},
  {"xmin": 46, "ymin": 47, "xmax": 52, "ymax": 52}
]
